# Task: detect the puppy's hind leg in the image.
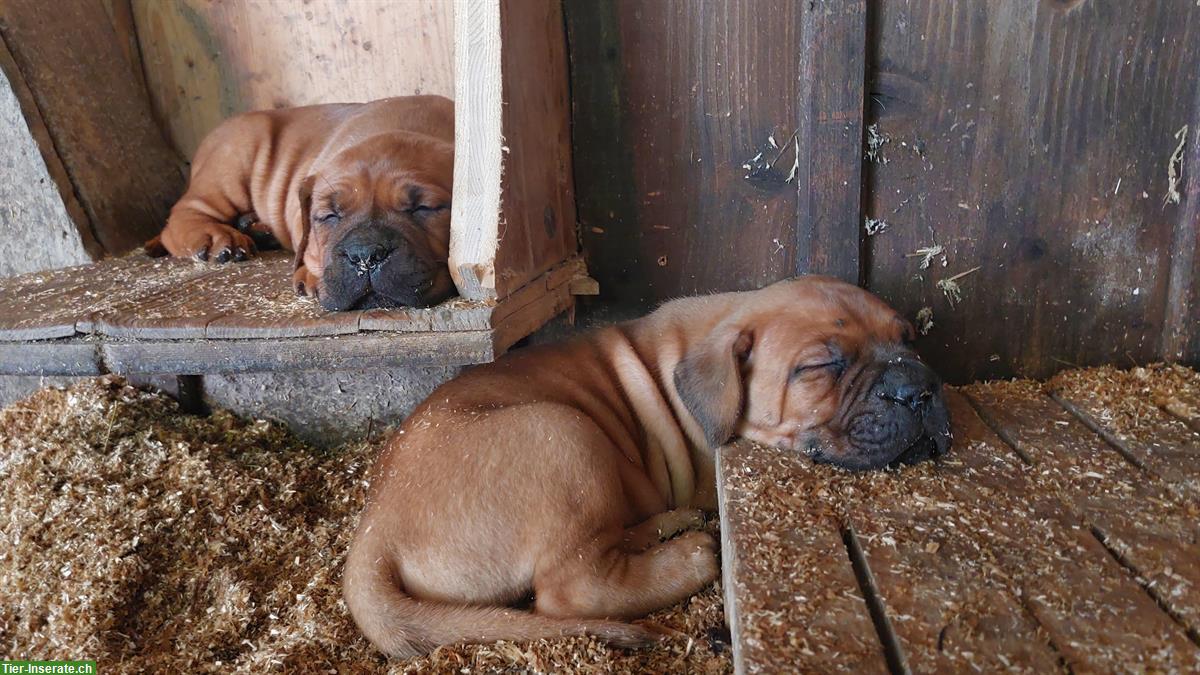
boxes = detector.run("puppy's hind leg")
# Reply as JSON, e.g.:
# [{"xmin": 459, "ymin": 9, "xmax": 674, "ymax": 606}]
[
  {"xmin": 621, "ymin": 509, "xmax": 706, "ymax": 552},
  {"xmin": 535, "ymin": 528, "xmax": 719, "ymax": 620}
]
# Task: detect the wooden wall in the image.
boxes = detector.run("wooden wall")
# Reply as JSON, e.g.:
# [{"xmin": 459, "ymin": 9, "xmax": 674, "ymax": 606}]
[
  {"xmin": 566, "ymin": 0, "xmax": 1200, "ymax": 383},
  {"xmin": 132, "ymin": 0, "xmax": 455, "ymax": 159}
]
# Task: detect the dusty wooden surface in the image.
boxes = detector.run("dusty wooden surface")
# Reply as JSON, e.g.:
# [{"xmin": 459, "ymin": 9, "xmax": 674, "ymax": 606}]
[
  {"xmin": 130, "ymin": 0, "xmax": 454, "ymax": 159},
  {"xmin": 719, "ymin": 366, "xmax": 1200, "ymax": 672},
  {"xmin": 0, "ymin": 252, "xmax": 585, "ymax": 375},
  {"xmin": 0, "ymin": 0, "xmax": 185, "ymax": 256}
]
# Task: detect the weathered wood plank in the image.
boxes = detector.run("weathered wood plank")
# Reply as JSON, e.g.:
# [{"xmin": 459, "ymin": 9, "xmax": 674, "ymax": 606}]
[
  {"xmin": 840, "ymin": 392, "xmax": 1062, "ymax": 672},
  {"xmin": 943, "ymin": 390, "xmax": 1200, "ymax": 670},
  {"xmin": 492, "ymin": 284, "xmax": 574, "ymax": 356},
  {"xmin": 565, "ymin": 0, "xmax": 816, "ymax": 307},
  {"xmin": 0, "ymin": 255, "xmax": 215, "ymax": 341},
  {"xmin": 101, "ymin": 332, "xmax": 495, "ymax": 376},
  {"xmin": 1047, "ymin": 366, "xmax": 1200, "ymax": 492},
  {"xmin": 717, "ymin": 442, "xmax": 890, "ymax": 674},
  {"xmin": 450, "ymin": 0, "xmax": 577, "ymax": 301},
  {"xmin": 91, "ymin": 253, "xmax": 359, "ymax": 340},
  {"xmin": 0, "ymin": 0, "xmax": 186, "ymax": 255},
  {"xmin": 719, "ymin": 388, "xmax": 1200, "ymax": 673},
  {"xmin": 0, "ymin": 39, "xmax": 98, "ymax": 277},
  {"xmin": 862, "ymin": 0, "xmax": 1200, "ymax": 382},
  {"xmin": 130, "ymin": 0, "xmax": 454, "ymax": 159},
  {"xmin": 793, "ymin": 0, "xmax": 866, "ymax": 283},
  {"xmin": 966, "ymin": 380, "xmax": 1200, "ymax": 642},
  {"xmin": 0, "ymin": 341, "xmax": 100, "ymax": 376}
]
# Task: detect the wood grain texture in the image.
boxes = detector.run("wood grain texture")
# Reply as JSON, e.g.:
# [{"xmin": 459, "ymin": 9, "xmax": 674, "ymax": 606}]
[
  {"xmin": 448, "ymin": 0, "xmax": 503, "ymax": 299},
  {"xmin": 0, "ymin": 341, "xmax": 100, "ymax": 376},
  {"xmin": 0, "ymin": 0, "xmax": 186, "ymax": 256},
  {"xmin": 862, "ymin": 0, "xmax": 1200, "ymax": 383},
  {"xmin": 91, "ymin": 253, "xmax": 360, "ymax": 340},
  {"xmin": 491, "ymin": 0, "xmax": 577, "ymax": 297},
  {"xmin": 717, "ymin": 442, "xmax": 888, "ymax": 674},
  {"xmin": 0, "ymin": 254, "xmax": 214, "ymax": 341},
  {"xmin": 450, "ymin": 0, "xmax": 578, "ymax": 301},
  {"xmin": 793, "ymin": 0, "xmax": 866, "ymax": 284},
  {"xmin": 717, "ymin": 387, "xmax": 1200, "ymax": 672},
  {"xmin": 100, "ymin": 332, "xmax": 495, "ymax": 376},
  {"xmin": 1163, "ymin": 80, "xmax": 1200, "ymax": 364},
  {"xmin": 567, "ymin": 0, "xmax": 800, "ymax": 307},
  {"xmin": 131, "ymin": 0, "xmax": 454, "ymax": 159},
  {"xmin": 966, "ymin": 384, "xmax": 1200, "ymax": 639}
]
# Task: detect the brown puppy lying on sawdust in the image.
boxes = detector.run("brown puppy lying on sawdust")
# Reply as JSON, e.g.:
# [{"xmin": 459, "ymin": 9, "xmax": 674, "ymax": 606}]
[
  {"xmin": 146, "ymin": 95, "xmax": 455, "ymax": 310},
  {"xmin": 345, "ymin": 276, "xmax": 952, "ymax": 657}
]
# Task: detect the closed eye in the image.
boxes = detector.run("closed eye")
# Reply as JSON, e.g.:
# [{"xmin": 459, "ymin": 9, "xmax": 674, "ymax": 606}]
[
  {"xmin": 316, "ymin": 211, "xmax": 341, "ymax": 225},
  {"xmin": 408, "ymin": 204, "xmax": 448, "ymax": 215},
  {"xmin": 792, "ymin": 358, "xmax": 847, "ymax": 380}
]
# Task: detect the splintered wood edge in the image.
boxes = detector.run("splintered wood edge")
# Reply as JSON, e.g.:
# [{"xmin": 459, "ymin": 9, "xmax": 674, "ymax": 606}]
[
  {"xmin": 447, "ymin": 0, "xmax": 503, "ymax": 299},
  {"xmin": 714, "ymin": 448, "xmax": 747, "ymax": 675}
]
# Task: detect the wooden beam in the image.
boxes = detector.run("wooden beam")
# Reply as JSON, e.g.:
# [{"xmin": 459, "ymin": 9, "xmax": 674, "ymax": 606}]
[
  {"xmin": 793, "ymin": 0, "xmax": 867, "ymax": 284},
  {"xmin": 450, "ymin": 0, "xmax": 578, "ymax": 301},
  {"xmin": 0, "ymin": 0, "xmax": 185, "ymax": 256}
]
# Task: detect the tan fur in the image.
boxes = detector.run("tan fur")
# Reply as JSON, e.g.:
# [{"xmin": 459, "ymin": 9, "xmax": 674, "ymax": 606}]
[
  {"xmin": 345, "ymin": 276, "xmax": 918, "ymax": 657},
  {"xmin": 148, "ymin": 96, "xmax": 454, "ymax": 302}
]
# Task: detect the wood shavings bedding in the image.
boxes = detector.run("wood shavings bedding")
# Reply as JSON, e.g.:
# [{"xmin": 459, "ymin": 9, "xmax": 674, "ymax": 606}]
[{"xmin": 0, "ymin": 377, "xmax": 730, "ymax": 674}]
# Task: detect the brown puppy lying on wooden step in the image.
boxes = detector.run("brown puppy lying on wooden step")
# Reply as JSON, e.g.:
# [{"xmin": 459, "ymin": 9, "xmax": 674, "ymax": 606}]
[
  {"xmin": 146, "ymin": 95, "xmax": 456, "ymax": 310},
  {"xmin": 344, "ymin": 276, "xmax": 952, "ymax": 657}
]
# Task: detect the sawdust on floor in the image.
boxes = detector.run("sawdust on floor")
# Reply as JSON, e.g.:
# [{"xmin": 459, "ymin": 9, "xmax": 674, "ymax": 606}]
[{"xmin": 0, "ymin": 378, "xmax": 730, "ymax": 674}]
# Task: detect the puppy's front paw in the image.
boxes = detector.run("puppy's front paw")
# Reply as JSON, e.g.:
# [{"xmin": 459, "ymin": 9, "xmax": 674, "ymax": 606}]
[
  {"xmin": 164, "ymin": 221, "xmax": 257, "ymax": 263},
  {"xmin": 293, "ymin": 265, "xmax": 320, "ymax": 298}
]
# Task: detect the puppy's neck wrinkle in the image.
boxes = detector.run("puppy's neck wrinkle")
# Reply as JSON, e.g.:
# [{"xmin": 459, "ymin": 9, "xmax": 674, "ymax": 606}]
[{"xmin": 606, "ymin": 325, "xmax": 699, "ymax": 510}]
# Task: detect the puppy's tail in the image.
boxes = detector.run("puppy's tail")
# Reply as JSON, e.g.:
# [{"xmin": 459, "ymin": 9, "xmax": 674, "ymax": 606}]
[{"xmin": 343, "ymin": 536, "xmax": 656, "ymax": 659}]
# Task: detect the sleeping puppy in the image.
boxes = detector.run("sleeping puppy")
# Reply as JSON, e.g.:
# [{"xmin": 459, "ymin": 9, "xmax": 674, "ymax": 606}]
[
  {"xmin": 344, "ymin": 276, "xmax": 952, "ymax": 657},
  {"xmin": 146, "ymin": 95, "xmax": 456, "ymax": 310}
]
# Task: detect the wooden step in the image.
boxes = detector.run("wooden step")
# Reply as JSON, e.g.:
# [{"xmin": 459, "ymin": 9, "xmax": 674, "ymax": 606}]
[
  {"xmin": 0, "ymin": 251, "xmax": 586, "ymax": 375},
  {"xmin": 717, "ymin": 381, "xmax": 1200, "ymax": 673}
]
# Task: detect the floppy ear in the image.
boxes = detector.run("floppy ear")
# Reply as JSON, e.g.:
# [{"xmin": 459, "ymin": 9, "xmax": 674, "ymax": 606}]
[
  {"xmin": 294, "ymin": 175, "xmax": 317, "ymax": 272},
  {"xmin": 673, "ymin": 325, "xmax": 753, "ymax": 447}
]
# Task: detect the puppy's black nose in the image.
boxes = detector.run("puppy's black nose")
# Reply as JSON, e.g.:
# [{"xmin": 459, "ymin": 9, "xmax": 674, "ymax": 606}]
[
  {"xmin": 344, "ymin": 242, "xmax": 393, "ymax": 269},
  {"xmin": 875, "ymin": 358, "xmax": 939, "ymax": 411}
]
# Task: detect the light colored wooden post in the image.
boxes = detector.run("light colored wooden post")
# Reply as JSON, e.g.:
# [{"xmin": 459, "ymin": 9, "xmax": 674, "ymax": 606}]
[{"xmin": 450, "ymin": 0, "xmax": 579, "ymax": 301}]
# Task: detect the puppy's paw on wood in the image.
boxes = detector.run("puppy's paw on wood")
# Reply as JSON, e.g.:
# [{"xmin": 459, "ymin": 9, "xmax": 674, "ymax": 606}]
[
  {"xmin": 293, "ymin": 265, "xmax": 320, "ymax": 298},
  {"xmin": 164, "ymin": 221, "xmax": 258, "ymax": 263}
]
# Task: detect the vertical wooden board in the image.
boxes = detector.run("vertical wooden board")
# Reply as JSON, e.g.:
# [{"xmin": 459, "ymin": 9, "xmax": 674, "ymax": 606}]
[
  {"xmin": 793, "ymin": 0, "xmax": 866, "ymax": 284},
  {"xmin": 863, "ymin": 1, "xmax": 1200, "ymax": 383},
  {"xmin": 0, "ymin": 0, "xmax": 186, "ymax": 255},
  {"xmin": 717, "ymin": 442, "xmax": 888, "ymax": 673},
  {"xmin": 131, "ymin": 0, "xmax": 455, "ymax": 159},
  {"xmin": 965, "ymin": 381, "xmax": 1200, "ymax": 641},
  {"xmin": 449, "ymin": 0, "xmax": 502, "ymax": 299},
  {"xmin": 490, "ymin": 0, "xmax": 578, "ymax": 299},
  {"xmin": 0, "ymin": 43, "xmax": 96, "ymax": 277},
  {"xmin": 567, "ymin": 0, "xmax": 806, "ymax": 307},
  {"xmin": 1162, "ymin": 78, "xmax": 1200, "ymax": 363}
]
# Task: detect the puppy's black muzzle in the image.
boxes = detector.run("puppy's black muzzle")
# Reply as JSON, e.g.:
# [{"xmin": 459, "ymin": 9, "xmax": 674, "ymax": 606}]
[{"xmin": 320, "ymin": 227, "xmax": 439, "ymax": 311}]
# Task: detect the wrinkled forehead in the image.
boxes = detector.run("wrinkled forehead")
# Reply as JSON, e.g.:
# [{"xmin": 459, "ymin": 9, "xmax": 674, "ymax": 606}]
[
  {"xmin": 314, "ymin": 171, "xmax": 451, "ymax": 210},
  {"xmin": 752, "ymin": 278, "xmax": 911, "ymax": 346}
]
